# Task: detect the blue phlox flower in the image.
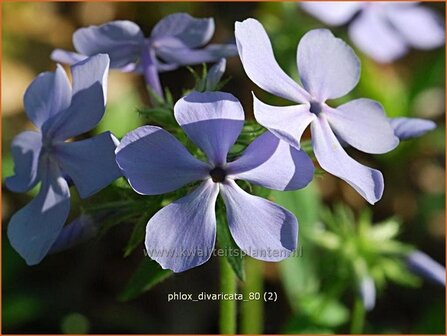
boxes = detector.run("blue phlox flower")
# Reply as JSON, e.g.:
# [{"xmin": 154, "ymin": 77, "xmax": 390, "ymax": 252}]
[
  {"xmin": 51, "ymin": 13, "xmax": 238, "ymax": 98},
  {"xmin": 115, "ymin": 91, "xmax": 315, "ymax": 272},
  {"xmin": 5, "ymin": 54, "xmax": 122, "ymax": 265}
]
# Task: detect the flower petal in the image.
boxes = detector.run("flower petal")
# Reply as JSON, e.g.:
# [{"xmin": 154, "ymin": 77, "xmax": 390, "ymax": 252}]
[
  {"xmin": 227, "ymin": 132, "xmax": 314, "ymax": 191},
  {"xmin": 205, "ymin": 58, "xmax": 226, "ymax": 91},
  {"xmin": 253, "ymin": 93, "xmax": 315, "ymax": 150},
  {"xmin": 151, "ymin": 13, "xmax": 214, "ymax": 48},
  {"xmin": 45, "ymin": 54, "xmax": 110, "ymax": 140},
  {"xmin": 5, "ymin": 131, "xmax": 42, "ymax": 193},
  {"xmin": 220, "ymin": 180, "xmax": 298, "ymax": 261},
  {"xmin": 386, "ymin": 5, "xmax": 445, "ymax": 50},
  {"xmin": 24, "ymin": 65, "xmax": 72, "ymax": 129},
  {"xmin": 174, "ymin": 91, "xmax": 244, "ymax": 166},
  {"xmin": 145, "ymin": 180, "xmax": 219, "ymax": 272},
  {"xmin": 116, "ymin": 126, "xmax": 209, "ymax": 195},
  {"xmin": 325, "ymin": 99, "xmax": 399, "ymax": 154},
  {"xmin": 51, "ymin": 49, "xmax": 88, "ymax": 65},
  {"xmin": 300, "ymin": 1, "xmax": 363, "ymax": 26},
  {"xmin": 155, "ymin": 42, "xmax": 237, "ymax": 66},
  {"xmin": 390, "ymin": 117, "xmax": 436, "ymax": 140},
  {"xmin": 348, "ymin": 8, "xmax": 407, "ymax": 63},
  {"xmin": 54, "ymin": 132, "xmax": 121, "ymax": 199},
  {"xmin": 235, "ymin": 18, "xmax": 310, "ymax": 103},
  {"xmin": 7, "ymin": 161, "xmax": 70, "ymax": 265},
  {"xmin": 407, "ymin": 251, "xmax": 445, "ymax": 286},
  {"xmin": 73, "ymin": 20, "xmax": 144, "ymax": 68},
  {"xmin": 311, "ymin": 117, "xmax": 384, "ymax": 204},
  {"xmin": 297, "ymin": 29, "xmax": 360, "ymax": 100}
]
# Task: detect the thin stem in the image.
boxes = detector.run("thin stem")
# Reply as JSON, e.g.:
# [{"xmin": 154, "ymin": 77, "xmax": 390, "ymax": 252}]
[
  {"xmin": 219, "ymin": 256, "xmax": 237, "ymax": 334},
  {"xmin": 350, "ymin": 297, "xmax": 365, "ymax": 334},
  {"xmin": 241, "ymin": 257, "xmax": 264, "ymax": 334}
]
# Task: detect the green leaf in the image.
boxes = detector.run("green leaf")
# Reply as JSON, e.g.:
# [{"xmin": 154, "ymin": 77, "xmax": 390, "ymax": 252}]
[
  {"xmin": 123, "ymin": 218, "xmax": 147, "ymax": 257},
  {"xmin": 118, "ymin": 259, "xmax": 172, "ymax": 301},
  {"xmin": 216, "ymin": 201, "xmax": 245, "ymax": 281},
  {"xmin": 300, "ymin": 295, "xmax": 350, "ymax": 328}
]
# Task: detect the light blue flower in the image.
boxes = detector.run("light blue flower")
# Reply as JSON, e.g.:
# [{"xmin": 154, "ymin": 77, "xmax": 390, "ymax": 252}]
[{"xmin": 5, "ymin": 54, "xmax": 121, "ymax": 265}]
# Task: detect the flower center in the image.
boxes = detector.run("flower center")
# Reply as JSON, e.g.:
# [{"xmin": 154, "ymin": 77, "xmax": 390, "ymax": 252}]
[
  {"xmin": 209, "ymin": 167, "xmax": 227, "ymax": 183},
  {"xmin": 309, "ymin": 101, "xmax": 322, "ymax": 115}
]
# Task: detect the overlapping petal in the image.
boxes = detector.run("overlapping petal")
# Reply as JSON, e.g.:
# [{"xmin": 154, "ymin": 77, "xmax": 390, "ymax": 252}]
[
  {"xmin": 325, "ymin": 99, "xmax": 399, "ymax": 154},
  {"xmin": 5, "ymin": 131, "xmax": 42, "ymax": 193},
  {"xmin": 73, "ymin": 20, "xmax": 144, "ymax": 68},
  {"xmin": 151, "ymin": 13, "xmax": 214, "ymax": 48},
  {"xmin": 300, "ymin": 1, "xmax": 363, "ymax": 26},
  {"xmin": 45, "ymin": 54, "xmax": 110, "ymax": 140},
  {"xmin": 220, "ymin": 180, "xmax": 298, "ymax": 261},
  {"xmin": 311, "ymin": 117, "xmax": 384, "ymax": 204},
  {"xmin": 348, "ymin": 8, "xmax": 407, "ymax": 63},
  {"xmin": 235, "ymin": 19, "xmax": 310, "ymax": 103},
  {"xmin": 253, "ymin": 93, "xmax": 315, "ymax": 149},
  {"xmin": 116, "ymin": 126, "xmax": 209, "ymax": 195},
  {"xmin": 145, "ymin": 180, "xmax": 219, "ymax": 272},
  {"xmin": 51, "ymin": 49, "xmax": 88, "ymax": 65},
  {"xmin": 24, "ymin": 65, "xmax": 71, "ymax": 129},
  {"xmin": 7, "ymin": 161, "xmax": 70, "ymax": 265},
  {"xmin": 174, "ymin": 91, "xmax": 244, "ymax": 166},
  {"xmin": 390, "ymin": 117, "xmax": 436, "ymax": 140},
  {"xmin": 54, "ymin": 132, "xmax": 121, "ymax": 199},
  {"xmin": 297, "ymin": 29, "xmax": 360, "ymax": 100},
  {"xmin": 386, "ymin": 5, "xmax": 445, "ymax": 50},
  {"xmin": 227, "ymin": 132, "xmax": 314, "ymax": 191}
]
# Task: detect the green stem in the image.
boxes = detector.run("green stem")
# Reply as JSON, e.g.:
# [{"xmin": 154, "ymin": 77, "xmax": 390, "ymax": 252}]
[
  {"xmin": 350, "ymin": 297, "xmax": 365, "ymax": 334},
  {"xmin": 219, "ymin": 257, "xmax": 237, "ymax": 334},
  {"xmin": 241, "ymin": 257, "xmax": 264, "ymax": 334}
]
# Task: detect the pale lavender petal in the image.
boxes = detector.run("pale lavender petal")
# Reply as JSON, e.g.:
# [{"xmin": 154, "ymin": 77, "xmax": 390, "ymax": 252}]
[
  {"xmin": 51, "ymin": 49, "xmax": 88, "ymax": 65},
  {"xmin": 253, "ymin": 93, "xmax": 315, "ymax": 150},
  {"xmin": 116, "ymin": 126, "xmax": 209, "ymax": 195},
  {"xmin": 151, "ymin": 13, "xmax": 214, "ymax": 48},
  {"xmin": 155, "ymin": 43, "xmax": 237, "ymax": 66},
  {"xmin": 146, "ymin": 180, "xmax": 219, "ymax": 272},
  {"xmin": 390, "ymin": 117, "xmax": 436, "ymax": 140},
  {"xmin": 235, "ymin": 18, "xmax": 310, "ymax": 103},
  {"xmin": 220, "ymin": 179, "xmax": 298, "ymax": 261},
  {"xmin": 24, "ymin": 65, "xmax": 71, "ymax": 129},
  {"xmin": 141, "ymin": 48, "xmax": 163, "ymax": 98},
  {"xmin": 7, "ymin": 161, "xmax": 70, "ymax": 265},
  {"xmin": 297, "ymin": 29, "xmax": 360, "ymax": 101},
  {"xmin": 407, "ymin": 251, "xmax": 445, "ymax": 286},
  {"xmin": 205, "ymin": 58, "xmax": 226, "ymax": 91},
  {"xmin": 300, "ymin": 1, "xmax": 363, "ymax": 26},
  {"xmin": 73, "ymin": 20, "xmax": 144, "ymax": 68},
  {"xmin": 174, "ymin": 91, "xmax": 244, "ymax": 166},
  {"xmin": 5, "ymin": 131, "xmax": 42, "ymax": 193},
  {"xmin": 349, "ymin": 8, "xmax": 407, "ymax": 63},
  {"xmin": 359, "ymin": 276, "xmax": 376, "ymax": 311},
  {"xmin": 387, "ymin": 5, "xmax": 444, "ymax": 50},
  {"xmin": 54, "ymin": 132, "xmax": 121, "ymax": 199},
  {"xmin": 49, "ymin": 214, "xmax": 97, "ymax": 254},
  {"xmin": 227, "ymin": 132, "xmax": 314, "ymax": 191},
  {"xmin": 325, "ymin": 99, "xmax": 399, "ymax": 154},
  {"xmin": 311, "ymin": 117, "xmax": 384, "ymax": 204},
  {"xmin": 45, "ymin": 54, "xmax": 110, "ymax": 140}
]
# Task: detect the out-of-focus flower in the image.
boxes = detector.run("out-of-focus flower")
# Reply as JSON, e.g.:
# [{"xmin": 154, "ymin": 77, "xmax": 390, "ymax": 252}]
[
  {"xmin": 116, "ymin": 91, "xmax": 315, "ymax": 272},
  {"xmin": 390, "ymin": 117, "xmax": 436, "ymax": 140},
  {"xmin": 407, "ymin": 250, "xmax": 445, "ymax": 286},
  {"xmin": 235, "ymin": 19, "xmax": 399, "ymax": 204},
  {"xmin": 300, "ymin": 2, "xmax": 445, "ymax": 63},
  {"xmin": 52, "ymin": 13, "xmax": 237, "ymax": 98},
  {"xmin": 5, "ymin": 54, "xmax": 121, "ymax": 265},
  {"xmin": 359, "ymin": 276, "xmax": 376, "ymax": 311}
]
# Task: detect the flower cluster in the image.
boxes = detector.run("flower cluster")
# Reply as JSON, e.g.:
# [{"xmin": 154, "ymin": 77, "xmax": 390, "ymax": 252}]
[{"xmin": 6, "ymin": 10, "xmax": 441, "ymax": 273}]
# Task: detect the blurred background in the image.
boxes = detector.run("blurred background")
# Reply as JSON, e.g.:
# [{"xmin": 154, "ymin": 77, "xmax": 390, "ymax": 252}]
[{"xmin": 2, "ymin": 2, "xmax": 445, "ymax": 334}]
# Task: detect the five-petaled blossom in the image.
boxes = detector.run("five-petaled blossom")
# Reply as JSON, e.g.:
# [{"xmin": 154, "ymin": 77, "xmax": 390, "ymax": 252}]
[
  {"xmin": 116, "ymin": 91, "xmax": 315, "ymax": 272},
  {"xmin": 5, "ymin": 54, "xmax": 122, "ymax": 265},
  {"xmin": 52, "ymin": 13, "xmax": 237, "ymax": 98},
  {"xmin": 301, "ymin": 2, "xmax": 445, "ymax": 63},
  {"xmin": 235, "ymin": 19, "xmax": 400, "ymax": 204}
]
